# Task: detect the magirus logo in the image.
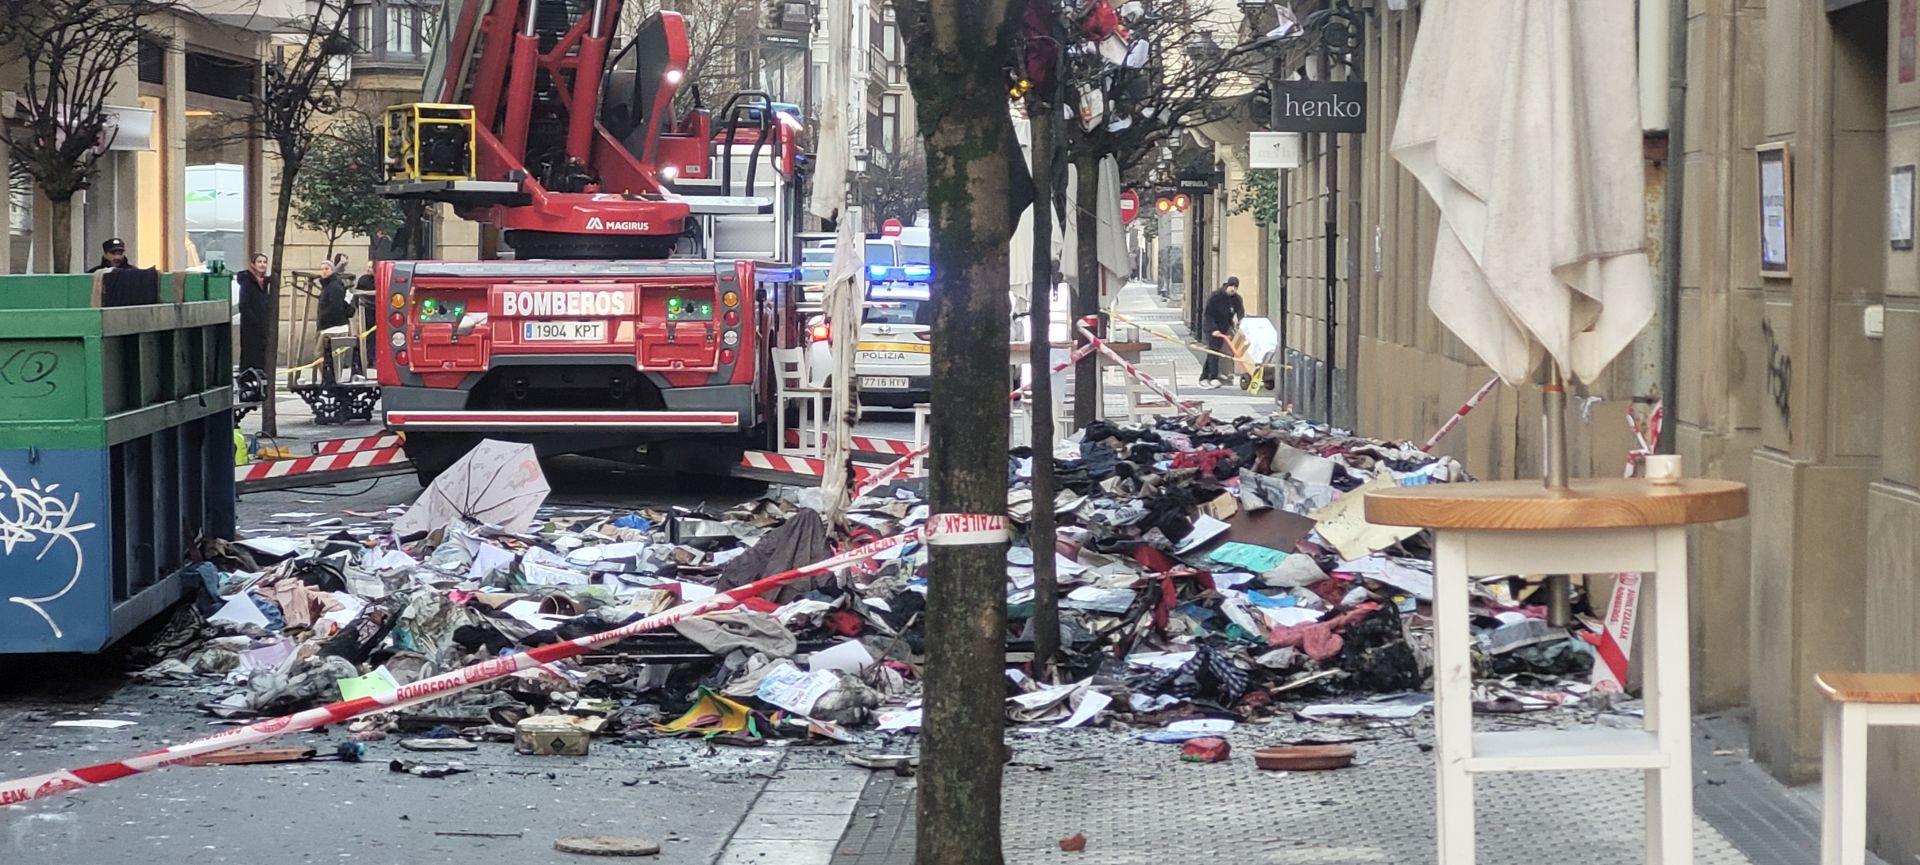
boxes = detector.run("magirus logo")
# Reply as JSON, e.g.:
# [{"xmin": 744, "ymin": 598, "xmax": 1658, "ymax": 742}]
[{"xmin": 584, "ymin": 216, "xmax": 650, "ymax": 231}]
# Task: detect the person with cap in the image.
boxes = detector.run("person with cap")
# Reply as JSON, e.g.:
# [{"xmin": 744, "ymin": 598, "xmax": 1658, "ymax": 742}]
[
  {"xmin": 1199, "ymin": 276, "xmax": 1245, "ymax": 389},
  {"xmin": 87, "ymin": 238, "xmax": 134, "ymax": 273}
]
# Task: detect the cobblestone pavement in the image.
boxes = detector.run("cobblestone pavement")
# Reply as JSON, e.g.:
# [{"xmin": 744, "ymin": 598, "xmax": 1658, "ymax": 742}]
[{"xmin": 832, "ymin": 711, "xmax": 1868, "ymax": 865}]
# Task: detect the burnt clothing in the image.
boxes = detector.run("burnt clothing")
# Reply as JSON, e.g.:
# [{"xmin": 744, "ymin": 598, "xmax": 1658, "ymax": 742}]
[{"xmin": 236, "ymin": 270, "xmax": 273, "ymax": 373}]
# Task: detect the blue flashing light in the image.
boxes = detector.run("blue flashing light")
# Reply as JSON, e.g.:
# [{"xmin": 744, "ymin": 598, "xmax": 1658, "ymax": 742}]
[
  {"xmin": 901, "ymin": 264, "xmax": 934, "ymax": 281},
  {"xmin": 866, "ymin": 264, "xmax": 891, "ymax": 280}
]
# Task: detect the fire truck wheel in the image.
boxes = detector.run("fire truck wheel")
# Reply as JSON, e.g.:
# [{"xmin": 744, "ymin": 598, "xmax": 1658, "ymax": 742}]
[{"xmin": 402, "ymin": 433, "xmax": 478, "ymax": 485}]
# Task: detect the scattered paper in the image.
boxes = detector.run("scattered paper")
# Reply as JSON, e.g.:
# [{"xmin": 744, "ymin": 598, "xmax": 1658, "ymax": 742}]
[
  {"xmin": 876, "ymin": 708, "xmax": 923, "ymax": 731},
  {"xmin": 1174, "ymin": 515, "xmax": 1230, "ymax": 554},
  {"xmin": 757, "ymin": 664, "xmax": 840, "ymax": 716},
  {"xmin": 51, "ymin": 719, "xmax": 136, "ymax": 729},
  {"xmin": 1059, "ymin": 690, "xmax": 1112, "ymax": 728},
  {"xmin": 1307, "ymin": 477, "xmax": 1421, "ymax": 561},
  {"xmin": 1298, "ymin": 695, "xmax": 1432, "ymax": 721},
  {"xmin": 1209, "ymin": 542, "xmax": 1286, "ymax": 573},
  {"xmin": 362, "ymin": 547, "xmax": 419, "ymax": 572},
  {"xmin": 234, "ymin": 537, "xmax": 302, "ymax": 558},
  {"xmin": 466, "ymin": 543, "xmax": 516, "ymax": 584},
  {"xmin": 209, "ymin": 593, "xmax": 272, "ymax": 628},
  {"xmin": 1165, "ymin": 718, "xmax": 1235, "ymax": 735},
  {"xmin": 338, "ymin": 667, "xmax": 400, "ymax": 701},
  {"xmin": 809, "ymin": 639, "xmax": 876, "ymax": 674}
]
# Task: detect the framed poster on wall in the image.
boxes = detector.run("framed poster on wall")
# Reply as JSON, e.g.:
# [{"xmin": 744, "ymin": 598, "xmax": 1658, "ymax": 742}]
[
  {"xmin": 1891, "ymin": 165, "xmax": 1915, "ymax": 251},
  {"xmin": 1757, "ymin": 143, "xmax": 1792, "ymax": 277}
]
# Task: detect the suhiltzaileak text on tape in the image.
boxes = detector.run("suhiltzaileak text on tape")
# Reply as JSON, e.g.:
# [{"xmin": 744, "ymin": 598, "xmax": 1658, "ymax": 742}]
[{"xmin": 924, "ymin": 512, "xmax": 1011, "ymax": 546}]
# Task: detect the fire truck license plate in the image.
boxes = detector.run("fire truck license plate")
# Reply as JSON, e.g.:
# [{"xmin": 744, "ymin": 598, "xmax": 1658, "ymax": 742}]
[
  {"xmin": 523, "ymin": 320, "xmax": 606, "ymax": 341},
  {"xmin": 861, "ymin": 376, "xmax": 910, "ymax": 390}
]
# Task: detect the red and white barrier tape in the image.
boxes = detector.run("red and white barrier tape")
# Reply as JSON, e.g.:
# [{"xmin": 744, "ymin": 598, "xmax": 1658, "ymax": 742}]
[
  {"xmin": 1622, "ymin": 402, "xmax": 1664, "ymax": 478},
  {"xmin": 783, "ymin": 429, "xmax": 917, "ymax": 457},
  {"xmin": 0, "ymin": 530, "xmax": 923, "ymax": 806},
  {"xmin": 1588, "ymin": 572, "xmax": 1641, "ymax": 693},
  {"xmin": 739, "ymin": 450, "xmax": 876, "ymax": 484},
  {"xmin": 311, "ymin": 433, "xmax": 404, "ymax": 456},
  {"xmin": 1073, "ymin": 316, "xmax": 1203, "ymax": 420},
  {"xmin": 236, "ymin": 446, "xmax": 410, "ymax": 483},
  {"xmin": 1421, "ymin": 375, "xmax": 1501, "ymax": 453}
]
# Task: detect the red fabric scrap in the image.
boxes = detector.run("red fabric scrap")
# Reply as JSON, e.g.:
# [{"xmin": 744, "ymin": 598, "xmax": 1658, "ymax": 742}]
[
  {"xmin": 1267, "ymin": 602, "xmax": 1381, "ymax": 661},
  {"xmin": 826, "ymin": 609, "xmax": 865, "ymax": 637}
]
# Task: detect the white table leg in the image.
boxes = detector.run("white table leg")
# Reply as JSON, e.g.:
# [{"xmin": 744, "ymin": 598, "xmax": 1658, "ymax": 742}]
[
  {"xmin": 1645, "ymin": 526, "xmax": 1693, "ymax": 864},
  {"xmin": 1432, "ymin": 530, "xmax": 1475, "ymax": 865},
  {"xmin": 1825, "ymin": 702, "xmax": 1869, "ymax": 865}
]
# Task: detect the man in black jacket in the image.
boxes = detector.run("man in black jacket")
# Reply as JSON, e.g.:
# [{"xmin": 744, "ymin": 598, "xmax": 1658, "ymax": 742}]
[{"xmin": 1199, "ymin": 276, "xmax": 1244, "ymax": 388}]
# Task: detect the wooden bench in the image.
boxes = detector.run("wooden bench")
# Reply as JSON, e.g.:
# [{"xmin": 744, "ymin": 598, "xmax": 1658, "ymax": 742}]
[{"xmin": 1816, "ymin": 672, "xmax": 1920, "ymax": 865}]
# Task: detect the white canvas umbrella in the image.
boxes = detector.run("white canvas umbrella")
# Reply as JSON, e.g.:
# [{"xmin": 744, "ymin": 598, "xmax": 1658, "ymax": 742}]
[
  {"xmin": 1390, "ymin": 0, "xmax": 1656, "ymax": 623},
  {"xmin": 1390, "ymin": 0, "xmax": 1653, "ymax": 388},
  {"xmin": 393, "ymin": 440, "xmax": 550, "ymax": 536},
  {"xmin": 817, "ymin": 212, "xmax": 865, "ymax": 525}
]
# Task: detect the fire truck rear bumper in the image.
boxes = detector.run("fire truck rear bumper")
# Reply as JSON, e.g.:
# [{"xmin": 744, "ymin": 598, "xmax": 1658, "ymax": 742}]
[{"xmin": 387, "ymin": 410, "xmax": 743, "ymax": 431}]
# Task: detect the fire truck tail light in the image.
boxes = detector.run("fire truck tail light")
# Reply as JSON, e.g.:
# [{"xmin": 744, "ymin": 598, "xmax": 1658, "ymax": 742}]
[
  {"xmin": 390, "ymin": 293, "xmax": 406, "ymax": 310},
  {"xmin": 389, "ymin": 311, "xmax": 404, "ymax": 327},
  {"xmin": 390, "ymin": 332, "xmax": 407, "ymax": 349},
  {"xmin": 722, "ymin": 290, "xmax": 739, "ymax": 308},
  {"xmin": 724, "ymin": 310, "xmax": 739, "ymax": 326},
  {"xmin": 719, "ymin": 349, "xmax": 735, "ymax": 364},
  {"xmin": 722, "ymin": 330, "xmax": 739, "ymax": 347},
  {"xmin": 395, "ymin": 349, "xmax": 409, "ymax": 365}
]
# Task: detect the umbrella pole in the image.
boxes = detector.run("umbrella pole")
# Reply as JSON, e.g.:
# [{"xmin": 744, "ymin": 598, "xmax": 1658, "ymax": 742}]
[{"xmin": 1543, "ymin": 363, "xmax": 1574, "ymax": 626}]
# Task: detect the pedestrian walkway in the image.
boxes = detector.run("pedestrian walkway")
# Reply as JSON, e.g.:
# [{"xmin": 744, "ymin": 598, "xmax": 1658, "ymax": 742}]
[{"xmin": 1108, "ymin": 281, "xmax": 1277, "ymax": 420}]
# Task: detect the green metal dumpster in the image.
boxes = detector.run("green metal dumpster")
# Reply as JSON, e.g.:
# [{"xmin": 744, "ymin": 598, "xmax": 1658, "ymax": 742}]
[{"xmin": 0, "ymin": 270, "xmax": 235, "ymax": 653}]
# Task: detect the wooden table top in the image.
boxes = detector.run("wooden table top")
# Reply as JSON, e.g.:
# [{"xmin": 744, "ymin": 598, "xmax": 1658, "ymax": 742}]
[
  {"xmin": 1363, "ymin": 477, "xmax": 1748, "ymax": 530},
  {"xmin": 1816, "ymin": 672, "xmax": 1920, "ymax": 704}
]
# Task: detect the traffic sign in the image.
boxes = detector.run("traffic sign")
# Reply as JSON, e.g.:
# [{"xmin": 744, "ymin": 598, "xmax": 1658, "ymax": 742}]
[
  {"xmin": 881, "ymin": 219, "xmax": 903, "ymax": 237},
  {"xmin": 1120, "ymin": 190, "xmax": 1139, "ymax": 224}
]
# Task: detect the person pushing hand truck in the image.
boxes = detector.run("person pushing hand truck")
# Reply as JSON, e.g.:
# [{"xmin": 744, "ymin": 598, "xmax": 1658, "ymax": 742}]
[{"xmin": 1198, "ymin": 276, "xmax": 1244, "ymax": 389}]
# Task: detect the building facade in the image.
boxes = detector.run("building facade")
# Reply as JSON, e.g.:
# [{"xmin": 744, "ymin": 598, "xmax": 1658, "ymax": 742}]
[{"xmin": 1260, "ymin": 0, "xmax": 1920, "ymax": 860}]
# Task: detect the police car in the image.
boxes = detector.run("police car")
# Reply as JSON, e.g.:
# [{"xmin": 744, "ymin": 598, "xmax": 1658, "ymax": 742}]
[{"xmin": 805, "ymin": 233, "xmax": 932, "ymax": 408}]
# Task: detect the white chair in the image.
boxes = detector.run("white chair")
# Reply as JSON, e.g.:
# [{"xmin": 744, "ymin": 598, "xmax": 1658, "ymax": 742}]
[
  {"xmin": 1125, "ymin": 361, "xmax": 1182, "ymax": 422},
  {"xmin": 910, "ymin": 403, "xmax": 931, "ymax": 476},
  {"xmin": 772, "ymin": 347, "xmax": 828, "ymax": 457},
  {"xmin": 1817, "ymin": 672, "xmax": 1920, "ymax": 865}
]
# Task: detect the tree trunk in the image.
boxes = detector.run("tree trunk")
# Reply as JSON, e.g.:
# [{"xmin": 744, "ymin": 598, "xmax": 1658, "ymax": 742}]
[
  {"xmin": 49, "ymin": 196, "xmax": 73, "ymax": 273},
  {"xmin": 262, "ymin": 170, "xmax": 297, "ymax": 436},
  {"xmin": 1072, "ymin": 154, "xmax": 1099, "ymax": 429},
  {"xmin": 1027, "ymin": 100, "xmax": 1058, "ymax": 675},
  {"xmin": 904, "ymin": 5, "xmax": 1018, "ymax": 864}
]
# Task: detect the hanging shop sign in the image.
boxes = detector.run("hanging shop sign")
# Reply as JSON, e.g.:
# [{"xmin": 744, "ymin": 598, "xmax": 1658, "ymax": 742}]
[{"xmin": 1272, "ymin": 81, "xmax": 1367, "ymax": 134}]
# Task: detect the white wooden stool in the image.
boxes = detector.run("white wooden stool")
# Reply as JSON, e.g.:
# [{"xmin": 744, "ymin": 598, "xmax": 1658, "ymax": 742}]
[
  {"xmin": 1816, "ymin": 672, "xmax": 1920, "ymax": 865},
  {"xmin": 1367, "ymin": 478, "xmax": 1748, "ymax": 865}
]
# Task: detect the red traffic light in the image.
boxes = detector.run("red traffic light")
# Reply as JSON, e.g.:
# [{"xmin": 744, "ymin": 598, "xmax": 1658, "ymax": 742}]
[
  {"xmin": 1155, "ymin": 197, "xmax": 1174, "ymax": 214},
  {"xmin": 1173, "ymin": 193, "xmax": 1192, "ymax": 212}
]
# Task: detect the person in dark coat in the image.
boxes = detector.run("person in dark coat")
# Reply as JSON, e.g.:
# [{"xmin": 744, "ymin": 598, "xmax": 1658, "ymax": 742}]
[
  {"xmin": 316, "ymin": 259, "xmax": 353, "ymax": 332},
  {"xmin": 1199, "ymin": 276, "xmax": 1245, "ymax": 388},
  {"xmin": 236, "ymin": 252, "xmax": 273, "ymax": 375},
  {"xmin": 86, "ymin": 237, "xmax": 134, "ymax": 273}
]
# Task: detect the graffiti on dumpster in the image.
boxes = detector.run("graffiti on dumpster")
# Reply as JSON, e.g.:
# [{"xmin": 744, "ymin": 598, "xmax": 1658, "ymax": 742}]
[
  {"xmin": 2, "ymin": 468, "xmax": 98, "ymax": 639},
  {"xmin": 0, "ymin": 349, "xmax": 60, "ymax": 398}
]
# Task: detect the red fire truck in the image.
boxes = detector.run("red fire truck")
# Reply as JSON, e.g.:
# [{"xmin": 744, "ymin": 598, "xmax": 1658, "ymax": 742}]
[{"xmin": 376, "ymin": 2, "xmax": 811, "ymax": 480}]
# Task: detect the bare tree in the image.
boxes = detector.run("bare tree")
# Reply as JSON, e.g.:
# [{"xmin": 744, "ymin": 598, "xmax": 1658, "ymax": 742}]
[
  {"xmin": 246, "ymin": 0, "xmax": 356, "ymax": 434},
  {"xmin": 1055, "ymin": 0, "xmax": 1270, "ymax": 426},
  {"xmin": 0, "ymin": 0, "xmax": 187, "ymax": 272},
  {"xmin": 858, "ymin": 142, "xmax": 928, "ymax": 225},
  {"xmin": 898, "ymin": 1, "xmax": 1023, "ymax": 863}
]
